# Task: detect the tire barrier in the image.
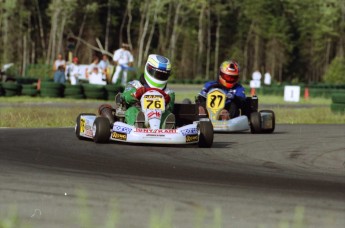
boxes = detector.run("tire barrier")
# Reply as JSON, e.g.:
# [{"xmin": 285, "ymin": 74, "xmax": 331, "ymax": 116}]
[
  {"xmin": 82, "ymin": 84, "xmax": 106, "ymax": 100},
  {"xmin": 105, "ymin": 84, "xmax": 124, "ymax": 100},
  {"xmin": 64, "ymin": 84, "xmax": 84, "ymax": 99},
  {"xmin": 21, "ymin": 84, "xmax": 38, "ymax": 97},
  {"xmin": 331, "ymin": 93, "xmax": 345, "ymax": 114},
  {"xmin": 2, "ymin": 82, "xmax": 22, "ymax": 97},
  {"xmin": 40, "ymin": 81, "xmax": 63, "ymax": 98},
  {"xmin": 0, "ymin": 83, "xmax": 4, "ymax": 96}
]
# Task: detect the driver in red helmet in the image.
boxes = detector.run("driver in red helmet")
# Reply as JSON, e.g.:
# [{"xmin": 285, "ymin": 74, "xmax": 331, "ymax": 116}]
[{"xmin": 197, "ymin": 60, "xmax": 246, "ymax": 119}]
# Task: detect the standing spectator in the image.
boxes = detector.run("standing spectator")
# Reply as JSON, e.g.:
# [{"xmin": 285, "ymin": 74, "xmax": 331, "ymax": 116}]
[
  {"xmin": 99, "ymin": 54, "xmax": 110, "ymax": 83},
  {"xmin": 252, "ymin": 69, "xmax": 262, "ymax": 81},
  {"xmin": 66, "ymin": 57, "xmax": 81, "ymax": 85},
  {"xmin": 54, "ymin": 65, "xmax": 66, "ymax": 84},
  {"xmin": 264, "ymin": 70, "xmax": 272, "ymax": 86},
  {"xmin": 86, "ymin": 66, "xmax": 106, "ymax": 85},
  {"xmin": 112, "ymin": 43, "xmax": 134, "ymax": 86},
  {"xmin": 53, "ymin": 53, "xmax": 66, "ymax": 73}
]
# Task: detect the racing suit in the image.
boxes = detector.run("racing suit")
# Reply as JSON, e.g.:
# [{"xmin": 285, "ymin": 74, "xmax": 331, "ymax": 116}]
[
  {"xmin": 121, "ymin": 79, "xmax": 175, "ymax": 127},
  {"xmin": 198, "ymin": 80, "xmax": 246, "ymax": 118}
]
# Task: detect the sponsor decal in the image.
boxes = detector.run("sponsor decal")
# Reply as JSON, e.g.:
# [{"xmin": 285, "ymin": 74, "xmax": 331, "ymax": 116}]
[
  {"xmin": 80, "ymin": 118, "xmax": 85, "ymax": 133},
  {"xmin": 111, "ymin": 132, "xmax": 127, "ymax": 141},
  {"xmin": 113, "ymin": 125, "xmax": 132, "ymax": 134},
  {"xmin": 146, "ymin": 134, "xmax": 165, "ymax": 137},
  {"xmin": 84, "ymin": 130, "xmax": 93, "ymax": 137},
  {"xmin": 143, "ymin": 95, "xmax": 162, "ymax": 99},
  {"xmin": 147, "ymin": 111, "xmax": 161, "ymax": 119},
  {"xmin": 180, "ymin": 128, "xmax": 198, "ymax": 136},
  {"xmin": 186, "ymin": 134, "xmax": 198, "ymax": 143},
  {"xmin": 134, "ymin": 128, "xmax": 177, "ymax": 134}
]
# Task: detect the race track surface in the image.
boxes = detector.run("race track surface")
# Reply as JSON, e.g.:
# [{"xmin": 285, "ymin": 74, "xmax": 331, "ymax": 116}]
[{"xmin": 0, "ymin": 125, "xmax": 344, "ymax": 228}]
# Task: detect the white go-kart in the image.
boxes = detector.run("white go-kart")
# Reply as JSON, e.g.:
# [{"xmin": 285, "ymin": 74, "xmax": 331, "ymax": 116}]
[
  {"xmin": 187, "ymin": 88, "xmax": 275, "ymax": 133},
  {"xmin": 75, "ymin": 89, "xmax": 214, "ymax": 147}
]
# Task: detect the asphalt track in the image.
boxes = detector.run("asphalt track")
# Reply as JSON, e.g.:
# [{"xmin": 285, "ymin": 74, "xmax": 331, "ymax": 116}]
[{"xmin": 0, "ymin": 125, "xmax": 344, "ymax": 228}]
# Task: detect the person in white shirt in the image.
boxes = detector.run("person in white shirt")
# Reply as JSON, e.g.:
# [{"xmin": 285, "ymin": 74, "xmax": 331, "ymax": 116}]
[
  {"xmin": 112, "ymin": 43, "xmax": 134, "ymax": 86},
  {"xmin": 53, "ymin": 53, "xmax": 66, "ymax": 72},
  {"xmin": 87, "ymin": 66, "xmax": 106, "ymax": 85},
  {"xmin": 66, "ymin": 57, "xmax": 81, "ymax": 85},
  {"xmin": 99, "ymin": 54, "xmax": 110, "ymax": 83},
  {"xmin": 264, "ymin": 70, "xmax": 272, "ymax": 85}
]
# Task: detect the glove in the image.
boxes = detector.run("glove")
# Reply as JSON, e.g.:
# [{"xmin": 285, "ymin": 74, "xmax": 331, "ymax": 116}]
[
  {"xmin": 134, "ymin": 87, "xmax": 146, "ymax": 99},
  {"xmin": 226, "ymin": 92, "xmax": 234, "ymax": 100},
  {"xmin": 199, "ymin": 90, "xmax": 207, "ymax": 98}
]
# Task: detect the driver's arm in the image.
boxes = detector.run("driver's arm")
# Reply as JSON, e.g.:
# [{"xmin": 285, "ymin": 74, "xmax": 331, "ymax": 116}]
[{"xmin": 121, "ymin": 87, "xmax": 139, "ymax": 105}]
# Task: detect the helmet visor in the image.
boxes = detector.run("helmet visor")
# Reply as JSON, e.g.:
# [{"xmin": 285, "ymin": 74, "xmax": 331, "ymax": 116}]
[
  {"xmin": 146, "ymin": 64, "xmax": 170, "ymax": 81},
  {"xmin": 220, "ymin": 71, "xmax": 238, "ymax": 83}
]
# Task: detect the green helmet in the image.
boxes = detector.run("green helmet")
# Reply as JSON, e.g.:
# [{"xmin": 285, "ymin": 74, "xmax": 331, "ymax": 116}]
[{"xmin": 144, "ymin": 54, "xmax": 171, "ymax": 89}]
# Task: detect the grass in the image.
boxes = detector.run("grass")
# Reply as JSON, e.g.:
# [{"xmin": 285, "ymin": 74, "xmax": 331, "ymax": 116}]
[
  {"xmin": 0, "ymin": 91, "xmax": 344, "ymax": 128},
  {"xmin": 0, "ymin": 200, "xmax": 309, "ymax": 228}
]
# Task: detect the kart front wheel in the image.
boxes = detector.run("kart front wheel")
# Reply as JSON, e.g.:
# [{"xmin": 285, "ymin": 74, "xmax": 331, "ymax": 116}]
[
  {"xmin": 93, "ymin": 117, "xmax": 111, "ymax": 143},
  {"xmin": 198, "ymin": 120, "xmax": 214, "ymax": 148},
  {"xmin": 75, "ymin": 113, "xmax": 96, "ymax": 140}
]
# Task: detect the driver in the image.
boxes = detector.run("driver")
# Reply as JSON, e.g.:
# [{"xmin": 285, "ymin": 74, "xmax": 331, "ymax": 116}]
[
  {"xmin": 197, "ymin": 60, "xmax": 246, "ymax": 119},
  {"xmin": 121, "ymin": 54, "xmax": 175, "ymax": 128}
]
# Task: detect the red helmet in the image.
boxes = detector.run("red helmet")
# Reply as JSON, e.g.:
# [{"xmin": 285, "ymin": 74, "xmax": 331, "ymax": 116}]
[{"xmin": 218, "ymin": 60, "xmax": 240, "ymax": 89}]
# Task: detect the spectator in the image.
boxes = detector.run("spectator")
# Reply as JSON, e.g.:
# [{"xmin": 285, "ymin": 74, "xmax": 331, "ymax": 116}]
[
  {"xmin": 99, "ymin": 54, "xmax": 110, "ymax": 83},
  {"xmin": 86, "ymin": 66, "xmax": 106, "ymax": 85},
  {"xmin": 53, "ymin": 53, "xmax": 66, "ymax": 73},
  {"xmin": 86, "ymin": 55, "xmax": 100, "ymax": 76},
  {"xmin": 54, "ymin": 65, "xmax": 66, "ymax": 84},
  {"xmin": 112, "ymin": 43, "xmax": 134, "ymax": 86},
  {"xmin": 264, "ymin": 70, "xmax": 272, "ymax": 86},
  {"xmin": 252, "ymin": 69, "xmax": 262, "ymax": 81},
  {"xmin": 66, "ymin": 57, "xmax": 81, "ymax": 85}
]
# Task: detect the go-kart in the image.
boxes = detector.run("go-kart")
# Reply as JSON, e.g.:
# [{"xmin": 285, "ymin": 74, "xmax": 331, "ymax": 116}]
[
  {"xmin": 75, "ymin": 89, "xmax": 214, "ymax": 147},
  {"xmin": 184, "ymin": 88, "xmax": 275, "ymax": 133}
]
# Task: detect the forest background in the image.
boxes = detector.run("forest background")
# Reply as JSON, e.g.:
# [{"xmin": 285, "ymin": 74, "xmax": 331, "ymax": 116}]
[{"xmin": 1, "ymin": 0, "xmax": 345, "ymax": 84}]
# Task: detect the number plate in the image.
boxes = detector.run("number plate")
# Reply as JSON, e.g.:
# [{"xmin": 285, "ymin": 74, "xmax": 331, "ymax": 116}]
[
  {"xmin": 143, "ymin": 95, "xmax": 165, "ymax": 111},
  {"xmin": 206, "ymin": 89, "xmax": 226, "ymax": 115}
]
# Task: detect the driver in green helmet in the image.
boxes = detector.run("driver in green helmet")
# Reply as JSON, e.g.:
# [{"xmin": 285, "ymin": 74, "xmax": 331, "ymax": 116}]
[{"xmin": 121, "ymin": 54, "xmax": 175, "ymax": 129}]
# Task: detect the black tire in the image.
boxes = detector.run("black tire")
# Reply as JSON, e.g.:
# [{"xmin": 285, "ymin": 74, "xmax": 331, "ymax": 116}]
[
  {"xmin": 250, "ymin": 112, "xmax": 262, "ymax": 134},
  {"xmin": 98, "ymin": 104, "xmax": 115, "ymax": 125},
  {"xmin": 259, "ymin": 110, "xmax": 275, "ymax": 133},
  {"xmin": 75, "ymin": 113, "xmax": 96, "ymax": 140},
  {"xmin": 4, "ymin": 89, "xmax": 19, "ymax": 97},
  {"xmin": 198, "ymin": 120, "xmax": 213, "ymax": 148},
  {"xmin": 21, "ymin": 89, "xmax": 38, "ymax": 96},
  {"xmin": 93, "ymin": 117, "xmax": 111, "ymax": 143},
  {"xmin": 2, "ymin": 83, "xmax": 20, "ymax": 90}
]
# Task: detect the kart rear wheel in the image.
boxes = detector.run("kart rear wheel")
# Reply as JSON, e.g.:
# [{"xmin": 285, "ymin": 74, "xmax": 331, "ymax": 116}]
[
  {"xmin": 250, "ymin": 112, "xmax": 262, "ymax": 134},
  {"xmin": 259, "ymin": 110, "xmax": 275, "ymax": 133},
  {"xmin": 75, "ymin": 113, "xmax": 96, "ymax": 140},
  {"xmin": 198, "ymin": 120, "xmax": 213, "ymax": 148},
  {"xmin": 93, "ymin": 117, "xmax": 111, "ymax": 143}
]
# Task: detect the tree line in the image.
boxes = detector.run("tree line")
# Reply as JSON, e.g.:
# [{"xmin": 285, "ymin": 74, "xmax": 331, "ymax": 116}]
[{"xmin": 1, "ymin": 0, "xmax": 345, "ymax": 84}]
